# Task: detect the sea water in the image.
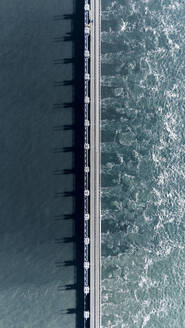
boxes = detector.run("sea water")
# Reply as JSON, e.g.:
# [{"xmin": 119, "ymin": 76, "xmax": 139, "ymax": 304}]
[
  {"xmin": 101, "ymin": 1, "xmax": 185, "ymax": 327},
  {"xmin": 0, "ymin": 0, "xmax": 76, "ymax": 327}
]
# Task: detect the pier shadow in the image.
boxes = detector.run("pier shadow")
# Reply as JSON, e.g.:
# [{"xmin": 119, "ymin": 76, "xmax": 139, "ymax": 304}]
[
  {"xmin": 53, "ymin": 0, "xmax": 85, "ymax": 327},
  {"xmin": 0, "ymin": 0, "xmax": 85, "ymax": 326},
  {"xmin": 72, "ymin": 1, "xmax": 85, "ymax": 325}
]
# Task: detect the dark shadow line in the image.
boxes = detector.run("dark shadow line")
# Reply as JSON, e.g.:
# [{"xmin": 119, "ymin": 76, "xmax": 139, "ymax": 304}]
[
  {"xmin": 55, "ymin": 260, "xmax": 76, "ymax": 267},
  {"xmin": 54, "ymin": 80, "xmax": 74, "ymax": 86},
  {"xmin": 55, "ymin": 191, "xmax": 75, "ymax": 198},
  {"xmin": 60, "ymin": 308, "xmax": 76, "ymax": 315},
  {"xmin": 63, "ymin": 14, "xmax": 75, "ymax": 20},
  {"xmin": 64, "ymin": 214, "xmax": 75, "ymax": 220},
  {"xmin": 63, "ymin": 169, "xmax": 75, "ymax": 174},
  {"xmin": 55, "ymin": 236, "xmax": 75, "ymax": 244},
  {"xmin": 63, "ymin": 58, "xmax": 75, "ymax": 64},
  {"xmin": 58, "ymin": 283, "xmax": 77, "ymax": 291},
  {"xmin": 63, "ymin": 80, "xmax": 74, "ymax": 86},
  {"xmin": 54, "ymin": 213, "xmax": 75, "ymax": 222},
  {"xmin": 63, "ymin": 146, "xmax": 75, "ymax": 152},
  {"xmin": 63, "ymin": 124, "xmax": 75, "ymax": 130},
  {"xmin": 63, "ymin": 102, "xmax": 75, "ymax": 108}
]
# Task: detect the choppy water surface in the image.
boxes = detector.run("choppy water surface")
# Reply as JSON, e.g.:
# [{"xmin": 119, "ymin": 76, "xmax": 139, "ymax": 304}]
[{"xmin": 101, "ymin": 1, "xmax": 185, "ymax": 327}]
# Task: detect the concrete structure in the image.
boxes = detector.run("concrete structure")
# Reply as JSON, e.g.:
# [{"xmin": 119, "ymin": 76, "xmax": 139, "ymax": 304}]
[{"xmin": 84, "ymin": 0, "xmax": 101, "ymax": 327}]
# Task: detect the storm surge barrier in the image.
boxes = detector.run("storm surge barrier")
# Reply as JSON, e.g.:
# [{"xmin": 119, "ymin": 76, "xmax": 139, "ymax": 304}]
[{"xmin": 84, "ymin": 0, "xmax": 101, "ymax": 327}]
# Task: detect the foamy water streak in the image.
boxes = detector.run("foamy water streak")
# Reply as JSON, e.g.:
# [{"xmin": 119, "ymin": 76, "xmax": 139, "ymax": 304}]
[{"xmin": 101, "ymin": 0, "xmax": 185, "ymax": 327}]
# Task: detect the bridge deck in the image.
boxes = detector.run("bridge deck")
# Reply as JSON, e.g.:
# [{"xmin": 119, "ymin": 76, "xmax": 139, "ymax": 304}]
[{"xmin": 84, "ymin": 1, "xmax": 101, "ymax": 327}]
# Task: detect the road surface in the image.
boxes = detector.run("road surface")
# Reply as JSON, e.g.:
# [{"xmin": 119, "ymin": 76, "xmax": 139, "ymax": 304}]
[{"xmin": 89, "ymin": 0, "xmax": 101, "ymax": 327}]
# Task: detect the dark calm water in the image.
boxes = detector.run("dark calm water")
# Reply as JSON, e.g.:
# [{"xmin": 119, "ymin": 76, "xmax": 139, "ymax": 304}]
[
  {"xmin": 0, "ymin": 1, "xmax": 76, "ymax": 327},
  {"xmin": 101, "ymin": 1, "xmax": 185, "ymax": 327}
]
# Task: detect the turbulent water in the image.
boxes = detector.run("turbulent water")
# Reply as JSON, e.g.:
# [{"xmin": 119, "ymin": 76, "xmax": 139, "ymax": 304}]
[{"xmin": 101, "ymin": 1, "xmax": 185, "ymax": 327}]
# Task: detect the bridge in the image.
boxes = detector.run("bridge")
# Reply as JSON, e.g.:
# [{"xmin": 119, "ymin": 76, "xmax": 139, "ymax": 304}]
[{"xmin": 84, "ymin": 1, "xmax": 101, "ymax": 327}]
